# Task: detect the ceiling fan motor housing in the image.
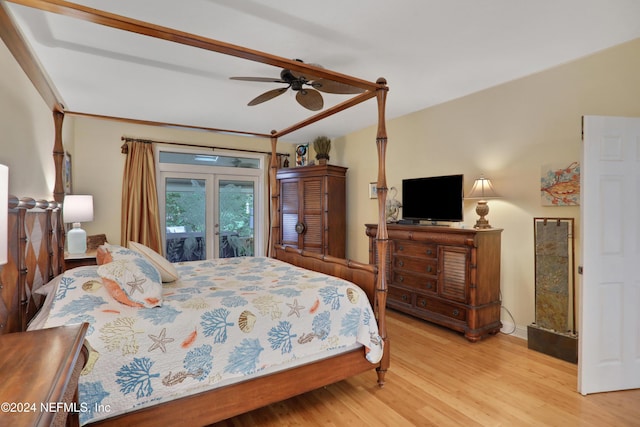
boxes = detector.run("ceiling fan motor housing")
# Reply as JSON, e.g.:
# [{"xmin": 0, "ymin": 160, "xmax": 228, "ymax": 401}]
[{"xmin": 280, "ymin": 69, "xmax": 305, "ymax": 90}]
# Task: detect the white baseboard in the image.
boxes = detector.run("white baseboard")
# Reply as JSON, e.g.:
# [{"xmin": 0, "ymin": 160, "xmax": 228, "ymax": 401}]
[{"xmin": 499, "ymin": 320, "xmax": 528, "ymax": 340}]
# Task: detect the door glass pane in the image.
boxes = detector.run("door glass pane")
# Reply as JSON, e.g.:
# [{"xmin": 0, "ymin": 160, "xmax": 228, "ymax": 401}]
[
  {"xmin": 165, "ymin": 178, "xmax": 206, "ymax": 262},
  {"xmin": 218, "ymin": 180, "xmax": 254, "ymax": 258},
  {"xmin": 159, "ymin": 151, "xmax": 260, "ymax": 169}
]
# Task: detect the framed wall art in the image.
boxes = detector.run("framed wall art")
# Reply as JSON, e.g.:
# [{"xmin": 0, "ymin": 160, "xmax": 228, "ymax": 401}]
[
  {"xmin": 541, "ymin": 161, "xmax": 580, "ymax": 206},
  {"xmin": 63, "ymin": 152, "xmax": 72, "ymax": 194},
  {"xmin": 369, "ymin": 182, "xmax": 378, "ymax": 199}
]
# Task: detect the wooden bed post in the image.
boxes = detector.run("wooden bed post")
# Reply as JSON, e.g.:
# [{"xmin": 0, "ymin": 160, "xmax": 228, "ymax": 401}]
[
  {"xmin": 53, "ymin": 111, "xmax": 66, "ymax": 267},
  {"xmin": 374, "ymin": 77, "xmax": 390, "ymax": 385},
  {"xmin": 269, "ymin": 130, "xmax": 280, "ymax": 257},
  {"xmin": 53, "ymin": 111, "xmax": 65, "ymax": 203}
]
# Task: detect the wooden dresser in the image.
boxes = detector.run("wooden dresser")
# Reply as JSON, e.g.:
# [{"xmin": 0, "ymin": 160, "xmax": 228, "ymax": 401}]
[
  {"xmin": 0, "ymin": 323, "xmax": 89, "ymax": 427},
  {"xmin": 277, "ymin": 164, "xmax": 347, "ymax": 257},
  {"xmin": 366, "ymin": 224, "xmax": 502, "ymax": 341}
]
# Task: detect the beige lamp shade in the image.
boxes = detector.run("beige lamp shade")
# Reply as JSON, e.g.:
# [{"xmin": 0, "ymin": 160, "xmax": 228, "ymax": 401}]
[{"xmin": 467, "ymin": 177, "xmax": 499, "ymax": 200}]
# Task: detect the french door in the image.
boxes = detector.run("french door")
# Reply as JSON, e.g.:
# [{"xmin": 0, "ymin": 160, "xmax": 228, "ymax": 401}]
[{"xmin": 156, "ymin": 147, "xmax": 264, "ymax": 261}]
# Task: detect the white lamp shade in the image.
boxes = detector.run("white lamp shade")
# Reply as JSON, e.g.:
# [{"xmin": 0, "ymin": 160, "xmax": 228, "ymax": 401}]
[
  {"xmin": 0, "ymin": 164, "xmax": 8, "ymax": 265},
  {"xmin": 63, "ymin": 195, "xmax": 94, "ymax": 223},
  {"xmin": 467, "ymin": 177, "xmax": 499, "ymax": 200}
]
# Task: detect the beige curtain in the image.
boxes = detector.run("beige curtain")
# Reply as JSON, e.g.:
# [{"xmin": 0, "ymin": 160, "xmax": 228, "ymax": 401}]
[{"xmin": 120, "ymin": 141, "xmax": 162, "ymax": 253}]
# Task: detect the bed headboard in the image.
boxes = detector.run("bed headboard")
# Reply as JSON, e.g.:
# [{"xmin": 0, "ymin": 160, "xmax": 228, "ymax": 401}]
[{"xmin": 0, "ymin": 196, "xmax": 64, "ymax": 334}]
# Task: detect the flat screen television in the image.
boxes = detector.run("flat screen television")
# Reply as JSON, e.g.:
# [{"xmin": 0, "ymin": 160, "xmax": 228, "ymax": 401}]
[{"xmin": 401, "ymin": 174, "xmax": 464, "ymax": 223}]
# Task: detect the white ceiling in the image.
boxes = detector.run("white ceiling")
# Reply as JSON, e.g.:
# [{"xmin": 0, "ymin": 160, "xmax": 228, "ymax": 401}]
[{"xmin": 5, "ymin": 0, "xmax": 640, "ymax": 143}]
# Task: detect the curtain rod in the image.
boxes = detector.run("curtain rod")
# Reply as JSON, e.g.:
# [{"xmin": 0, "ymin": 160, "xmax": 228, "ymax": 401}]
[{"xmin": 120, "ymin": 136, "xmax": 290, "ymax": 157}]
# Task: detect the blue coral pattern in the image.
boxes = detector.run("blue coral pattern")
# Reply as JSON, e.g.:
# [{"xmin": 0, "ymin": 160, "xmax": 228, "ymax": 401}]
[{"xmin": 41, "ymin": 257, "xmax": 383, "ymax": 425}]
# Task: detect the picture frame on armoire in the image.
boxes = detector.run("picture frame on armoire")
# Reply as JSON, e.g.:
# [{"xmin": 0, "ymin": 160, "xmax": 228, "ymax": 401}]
[{"xmin": 295, "ymin": 144, "xmax": 308, "ymax": 166}]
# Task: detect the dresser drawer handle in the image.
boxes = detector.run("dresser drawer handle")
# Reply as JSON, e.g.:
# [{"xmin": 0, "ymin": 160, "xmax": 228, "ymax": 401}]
[
  {"xmin": 419, "ymin": 299, "xmax": 427, "ymax": 307},
  {"xmin": 402, "ymin": 294, "xmax": 408, "ymax": 301},
  {"xmin": 426, "ymin": 283, "xmax": 433, "ymax": 290},
  {"xmin": 452, "ymin": 309, "xmax": 460, "ymax": 316},
  {"xmin": 398, "ymin": 260, "xmax": 404, "ymax": 267},
  {"xmin": 426, "ymin": 265, "xmax": 433, "ymax": 273},
  {"xmin": 398, "ymin": 245, "xmax": 404, "ymax": 251},
  {"xmin": 398, "ymin": 275, "xmax": 404, "ymax": 282},
  {"xmin": 426, "ymin": 249, "xmax": 433, "ymax": 255}
]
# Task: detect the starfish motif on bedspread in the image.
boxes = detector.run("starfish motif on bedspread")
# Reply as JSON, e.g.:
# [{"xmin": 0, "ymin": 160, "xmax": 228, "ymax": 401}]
[
  {"xmin": 148, "ymin": 328, "xmax": 174, "ymax": 353},
  {"xmin": 127, "ymin": 276, "xmax": 146, "ymax": 294},
  {"xmin": 287, "ymin": 299, "xmax": 305, "ymax": 318}
]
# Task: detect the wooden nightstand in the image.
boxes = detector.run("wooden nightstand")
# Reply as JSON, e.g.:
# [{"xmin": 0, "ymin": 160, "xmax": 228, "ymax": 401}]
[
  {"xmin": 0, "ymin": 323, "xmax": 89, "ymax": 427},
  {"xmin": 64, "ymin": 249, "xmax": 97, "ymax": 271}
]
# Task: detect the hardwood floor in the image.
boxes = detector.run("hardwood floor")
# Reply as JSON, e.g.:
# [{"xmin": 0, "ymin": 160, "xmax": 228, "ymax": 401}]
[{"xmin": 212, "ymin": 309, "xmax": 640, "ymax": 426}]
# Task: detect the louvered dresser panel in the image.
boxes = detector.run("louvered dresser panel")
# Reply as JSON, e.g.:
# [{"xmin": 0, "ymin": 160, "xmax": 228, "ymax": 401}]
[
  {"xmin": 276, "ymin": 164, "xmax": 346, "ymax": 257},
  {"xmin": 366, "ymin": 224, "xmax": 502, "ymax": 341}
]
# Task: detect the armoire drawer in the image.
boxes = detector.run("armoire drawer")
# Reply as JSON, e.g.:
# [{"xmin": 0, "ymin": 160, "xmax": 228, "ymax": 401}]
[
  {"xmin": 388, "ymin": 286, "xmax": 413, "ymax": 307},
  {"xmin": 394, "ymin": 241, "xmax": 437, "ymax": 258},
  {"xmin": 393, "ymin": 256, "xmax": 437, "ymax": 275},
  {"xmin": 392, "ymin": 271, "xmax": 437, "ymax": 293},
  {"xmin": 415, "ymin": 295, "xmax": 467, "ymax": 322}
]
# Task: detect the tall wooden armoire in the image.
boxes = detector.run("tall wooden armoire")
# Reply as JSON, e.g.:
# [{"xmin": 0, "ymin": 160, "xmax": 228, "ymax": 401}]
[{"xmin": 276, "ymin": 164, "xmax": 346, "ymax": 258}]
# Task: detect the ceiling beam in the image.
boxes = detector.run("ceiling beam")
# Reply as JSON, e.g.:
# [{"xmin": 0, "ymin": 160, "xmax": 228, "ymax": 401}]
[
  {"xmin": 4, "ymin": 0, "xmax": 379, "ymax": 92},
  {"xmin": 64, "ymin": 111, "xmax": 273, "ymax": 139},
  {"xmin": 0, "ymin": 1, "xmax": 64, "ymax": 112}
]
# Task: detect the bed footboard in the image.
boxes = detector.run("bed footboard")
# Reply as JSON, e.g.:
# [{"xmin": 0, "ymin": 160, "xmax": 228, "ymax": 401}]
[{"xmin": 273, "ymin": 244, "xmax": 388, "ymax": 385}]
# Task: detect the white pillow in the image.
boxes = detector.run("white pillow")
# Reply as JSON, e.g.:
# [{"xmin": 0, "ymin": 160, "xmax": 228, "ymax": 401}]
[{"xmin": 128, "ymin": 241, "xmax": 179, "ymax": 283}]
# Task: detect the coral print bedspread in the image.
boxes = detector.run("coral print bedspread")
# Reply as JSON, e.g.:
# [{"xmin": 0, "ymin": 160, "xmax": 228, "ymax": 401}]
[{"xmin": 42, "ymin": 257, "xmax": 383, "ymax": 425}]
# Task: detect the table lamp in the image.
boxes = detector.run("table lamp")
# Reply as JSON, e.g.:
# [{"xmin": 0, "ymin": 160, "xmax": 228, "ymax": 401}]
[
  {"xmin": 0, "ymin": 164, "xmax": 7, "ymax": 265},
  {"xmin": 467, "ymin": 176, "xmax": 499, "ymax": 229},
  {"xmin": 63, "ymin": 195, "xmax": 94, "ymax": 254}
]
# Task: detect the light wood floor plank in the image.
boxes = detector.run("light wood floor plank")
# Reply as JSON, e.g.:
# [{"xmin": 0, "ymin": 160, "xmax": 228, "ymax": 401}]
[{"xmin": 211, "ymin": 310, "xmax": 640, "ymax": 426}]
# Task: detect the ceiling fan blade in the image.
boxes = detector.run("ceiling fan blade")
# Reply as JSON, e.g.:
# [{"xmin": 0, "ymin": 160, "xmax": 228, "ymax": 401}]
[
  {"xmin": 311, "ymin": 79, "xmax": 366, "ymax": 94},
  {"xmin": 247, "ymin": 87, "xmax": 288, "ymax": 106},
  {"xmin": 230, "ymin": 76, "xmax": 286, "ymax": 83},
  {"xmin": 296, "ymin": 89, "xmax": 324, "ymax": 111}
]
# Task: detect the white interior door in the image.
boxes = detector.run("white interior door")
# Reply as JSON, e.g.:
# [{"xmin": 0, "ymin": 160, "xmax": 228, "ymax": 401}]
[{"xmin": 579, "ymin": 115, "xmax": 640, "ymax": 394}]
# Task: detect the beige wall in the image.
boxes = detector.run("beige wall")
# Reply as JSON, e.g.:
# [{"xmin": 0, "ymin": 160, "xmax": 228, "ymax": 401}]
[
  {"xmin": 70, "ymin": 117, "xmax": 295, "ymax": 244},
  {"xmin": 3, "ymin": 29, "xmax": 639, "ymax": 338},
  {"xmin": 0, "ymin": 39, "xmax": 55, "ymax": 199},
  {"xmin": 338, "ymin": 37, "xmax": 640, "ymax": 336}
]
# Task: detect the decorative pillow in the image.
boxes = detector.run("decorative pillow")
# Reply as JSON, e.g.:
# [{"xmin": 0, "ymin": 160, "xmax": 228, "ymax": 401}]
[
  {"xmin": 96, "ymin": 245, "xmax": 113, "ymax": 265},
  {"xmin": 97, "ymin": 258, "xmax": 163, "ymax": 308},
  {"xmin": 97, "ymin": 243, "xmax": 147, "ymax": 265},
  {"xmin": 128, "ymin": 241, "xmax": 179, "ymax": 283}
]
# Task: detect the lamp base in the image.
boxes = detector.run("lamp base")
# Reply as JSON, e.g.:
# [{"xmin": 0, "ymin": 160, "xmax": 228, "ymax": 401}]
[
  {"xmin": 474, "ymin": 200, "xmax": 493, "ymax": 229},
  {"xmin": 67, "ymin": 223, "xmax": 87, "ymax": 254}
]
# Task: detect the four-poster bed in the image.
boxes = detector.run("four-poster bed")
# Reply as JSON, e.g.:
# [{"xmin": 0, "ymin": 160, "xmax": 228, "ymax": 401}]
[{"xmin": 0, "ymin": 1, "xmax": 391, "ymax": 425}]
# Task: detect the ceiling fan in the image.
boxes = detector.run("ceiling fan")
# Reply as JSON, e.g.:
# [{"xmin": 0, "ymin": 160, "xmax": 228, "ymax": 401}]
[{"xmin": 230, "ymin": 60, "xmax": 365, "ymax": 111}]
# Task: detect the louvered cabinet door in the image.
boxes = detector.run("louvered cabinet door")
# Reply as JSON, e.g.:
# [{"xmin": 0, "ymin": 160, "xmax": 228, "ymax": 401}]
[
  {"xmin": 300, "ymin": 177, "xmax": 324, "ymax": 253},
  {"xmin": 438, "ymin": 245, "xmax": 470, "ymax": 303},
  {"xmin": 280, "ymin": 180, "xmax": 301, "ymax": 248}
]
